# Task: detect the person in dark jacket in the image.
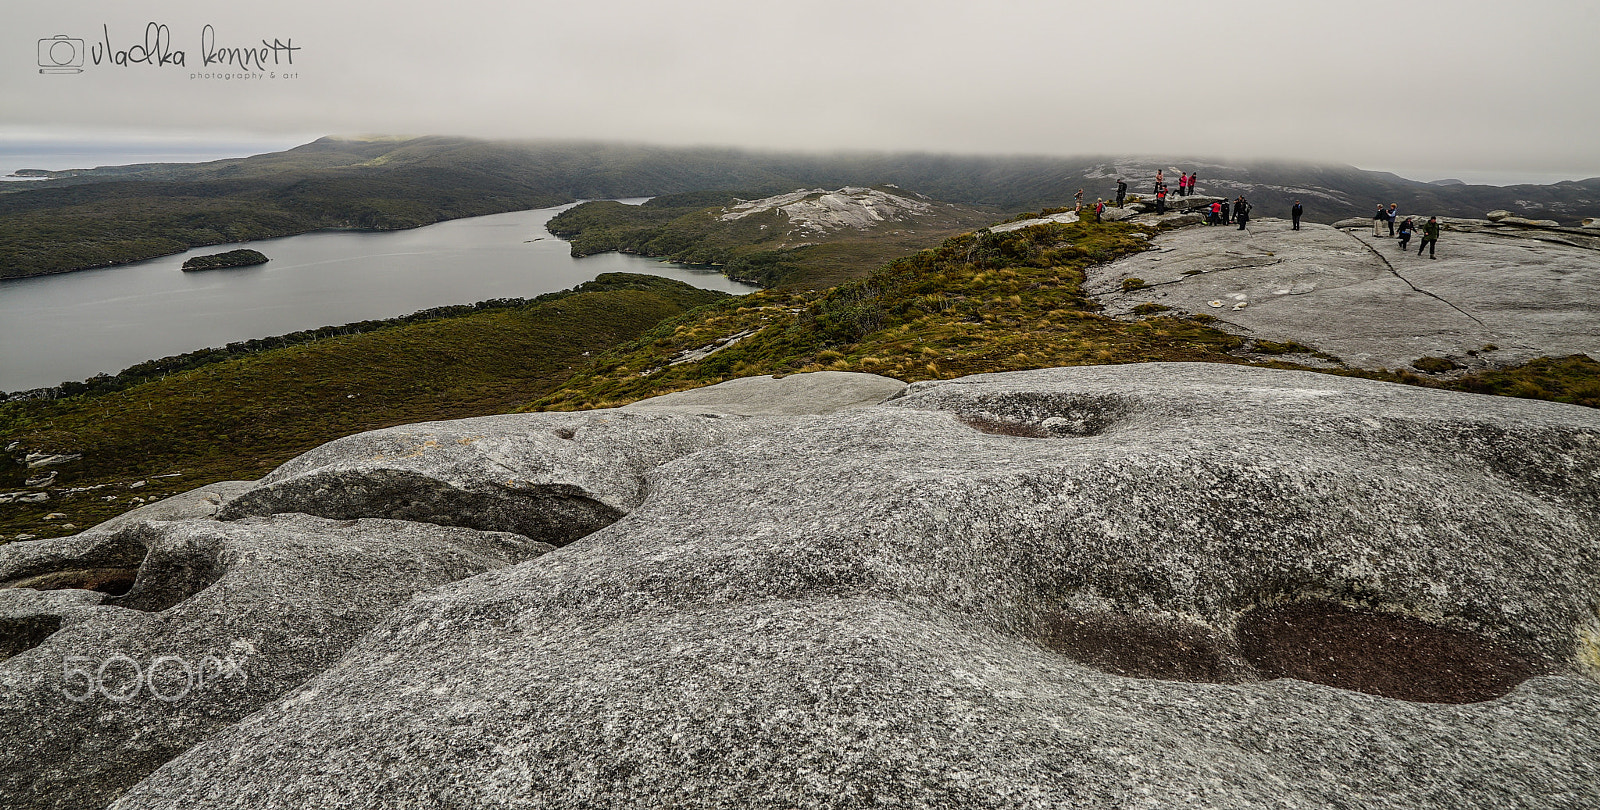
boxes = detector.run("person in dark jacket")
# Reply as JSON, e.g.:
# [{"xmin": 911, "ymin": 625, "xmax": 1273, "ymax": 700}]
[
  {"xmin": 1234, "ymin": 197, "xmax": 1250, "ymax": 230},
  {"xmin": 1418, "ymin": 217, "xmax": 1441, "ymax": 258},
  {"xmin": 1372, "ymin": 204, "xmax": 1388, "ymax": 236},
  {"xmin": 1115, "ymin": 179, "xmax": 1127, "ymax": 208},
  {"xmin": 1291, "ymin": 201, "xmax": 1304, "ymax": 230},
  {"xmin": 1397, "ymin": 217, "xmax": 1415, "ymax": 249},
  {"xmin": 1155, "ymin": 185, "xmax": 1168, "ymax": 214}
]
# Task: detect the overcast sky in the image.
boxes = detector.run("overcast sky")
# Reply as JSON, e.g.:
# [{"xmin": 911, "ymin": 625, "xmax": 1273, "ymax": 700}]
[{"xmin": 3, "ymin": 0, "xmax": 1596, "ymax": 184}]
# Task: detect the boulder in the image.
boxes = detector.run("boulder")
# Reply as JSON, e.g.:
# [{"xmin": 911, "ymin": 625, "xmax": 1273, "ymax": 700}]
[
  {"xmin": 1486, "ymin": 210, "xmax": 1512, "ymax": 221},
  {"xmin": 1501, "ymin": 216, "xmax": 1562, "ymax": 228},
  {"xmin": 217, "ymin": 411, "xmax": 750, "ymax": 544},
  {"xmin": 110, "ymin": 364, "xmax": 1600, "ymax": 810},
  {"xmin": 1583, "ymin": 217, "xmax": 1598, "ymax": 229},
  {"xmin": 1098, "ymin": 206, "xmax": 1139, "ymax": 222},
  {"xmin": 0, "ymin": 514, "xmax": 552, "ymax": 810}
]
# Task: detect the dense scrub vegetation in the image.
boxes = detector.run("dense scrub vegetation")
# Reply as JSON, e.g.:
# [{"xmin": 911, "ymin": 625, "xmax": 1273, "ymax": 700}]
[{"xmin": 0, "ymin": 275, "xmax": 728, "ymax": 539}]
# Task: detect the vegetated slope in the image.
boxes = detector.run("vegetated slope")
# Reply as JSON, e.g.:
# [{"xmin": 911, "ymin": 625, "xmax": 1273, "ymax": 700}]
[
  {"xmin": 529, "ymin": 218, "xmax": 1600, "ymax": 412},
  {"xmin": 0, "ymin": 274, "xmax": 730, "ymax": 540},
  {"xmin": 6, "ymin": 136, "xmax": 1597, "ymax": 280},
  {"xmin": 547, "ymin": 186, "xmax": 1001, "ymax": 289}
]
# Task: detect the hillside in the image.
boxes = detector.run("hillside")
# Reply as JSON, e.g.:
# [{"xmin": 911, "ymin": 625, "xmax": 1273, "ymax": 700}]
[
  {"xmin": 547, "ymin": 186, "xmax": 1000, "ymax": 288},
  {"xmin": 526, "ymin": 217, "xmax": 1598, "ymax": 413},
  {"xmin": 0, "ymin": 274, "xmax": 728, "ymax": 540},
  {"xmin": 3, "ymin": 137, "xmax": 1596, "ymax": 280}
]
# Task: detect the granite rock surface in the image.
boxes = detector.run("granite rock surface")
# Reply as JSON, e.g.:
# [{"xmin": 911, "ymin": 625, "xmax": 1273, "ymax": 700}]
[
  {"xmin": 99, "ymin": 364, "xmax": 1600, "ymax": 810},
  {"xmin": 1088, "ymin": 218, "xmax": 1600, "ymax": 370},
  {"xmin": 217, "ymin": 410, "xmax": 750, "ymax": 543},
  {"xmin": 0, "ymin": 514, "xmax": 552, "ymax": 809}
]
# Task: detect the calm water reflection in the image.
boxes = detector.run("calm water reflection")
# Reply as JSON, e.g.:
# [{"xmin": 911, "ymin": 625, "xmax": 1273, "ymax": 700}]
[{"xmin": 0, "ymin": 202, "xmax": 755, "ymax": 392}]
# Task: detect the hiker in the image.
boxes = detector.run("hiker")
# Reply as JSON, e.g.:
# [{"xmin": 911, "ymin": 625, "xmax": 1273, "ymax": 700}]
[
  {"xmin": 1235, "ymin": 196, "xmax": 1251, "ymax": 230},
  {"xmin": 1155, "ymin": 184, "xmax": 1168, "ymax": 214},
  {"xmin": 1177, "ymin": 172, "xmax": 1188, "ymax": 196},
  {"xmin": 1397, "ymin": 217, "xmax": 1415, "ymax": 249},
  {"xmin": 1155, "ymin": 169, "xmax": 1164, "ymax": 194},
  {"xmin": 1372, "ymin": 204, "xmax": 1388, "ymax": 236},
  {"xmin": 1418, "ymin": 216, "xmax": 1440, "ymax": 258},
  {"xmin": 1188, "ymin": 171, "xmax": 1197, "ymax": 196},
  {"xmin": 1094, "ymin": 199, "xmax": 1105, "ymax": 222},
  {"xmin": 1220, "ymin": 197, "xmax": 1230, "ymax": 225},
  {"xmin": 1210, "ymin": 200, "xmax": 1223, "ymax": 225},
  {"xmin": 1387, "ymin": 203, "xmax": 1399, "ymax": 237},
  {"xmin": 1115, "ymin": 179, "xmax": 1127, "ymax": 208},
  {"xmin": 1075, "ymin": 188, "xmax": 1084, "ymax": 212},
  {"xmin": 1291, "ymin": 200, "xmax": 1304, "ymax": 230}
]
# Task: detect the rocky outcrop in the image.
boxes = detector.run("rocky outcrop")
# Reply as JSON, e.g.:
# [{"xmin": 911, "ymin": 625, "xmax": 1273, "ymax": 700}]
[
  {"xmin": 47, "ymin": 364, "xmax": 1594, "ymax": 810},
  {"xmin": 1089, "ymin": 217, "xmax": 1600, "ymax": 370},
  {"xmin": 719, "ymin": 186, "xmax": 936, "ymax": 234},
  {"xmin": 215, "ymin": 411, "xmax": 751, "ymax": 542},
  {"xmin": 0, "ymin": 514, "xmax": 552, "ymax": 809}
]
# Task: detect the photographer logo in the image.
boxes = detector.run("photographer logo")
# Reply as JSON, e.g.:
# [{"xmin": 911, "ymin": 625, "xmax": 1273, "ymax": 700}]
[{"xmin": 38, "ymin": 35, "xmax": 84, "ymax": 74}]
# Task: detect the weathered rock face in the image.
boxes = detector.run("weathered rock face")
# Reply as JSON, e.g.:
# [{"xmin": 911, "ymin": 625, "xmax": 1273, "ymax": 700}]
[
  {"xmin": 0, "ymin": 514, "xmax": 553, "ymax": 810},
  {"xmin": 1088, "ymin": 217, "xmax": 1600, "ymax": 370},
  {"xmin": 216, "ymin": 411, "xmax": 750, "ymax": 543},
  {"xmin": 623, "ymin": 370, "xmax": 905, "ymax": 416},
  {"xmin": 104, "ymin": 364, "xmax": 1600, "ymax": 810}
]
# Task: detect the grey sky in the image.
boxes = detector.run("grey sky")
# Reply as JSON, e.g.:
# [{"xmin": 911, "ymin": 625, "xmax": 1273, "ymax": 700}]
[{"xmin": 4, "ymin": 0, "xmax": 1597, "ymax": 184}]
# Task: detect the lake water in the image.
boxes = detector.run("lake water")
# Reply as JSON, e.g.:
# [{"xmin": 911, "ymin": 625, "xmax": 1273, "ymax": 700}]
[{"xmin": 0, "ymin": 202, "xmax": 757, "ymax": 393}]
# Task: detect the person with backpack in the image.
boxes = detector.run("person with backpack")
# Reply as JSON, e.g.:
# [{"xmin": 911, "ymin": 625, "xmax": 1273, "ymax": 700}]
[
  {"xmin": 1235, "ymin": 197, "xmax": 1251, "ymax": 230},
  {"xmin": 1115, "ymin": 179, "xmax": 1127, "ymax": 208},
  {"xmin": 1094, "ymin": 199, "xmax": 1105, "ymax": 222},
  {"xmin": 1156, "ymin": 184, "xmax": 1168, "ymax": 214},
  {"xmin": 1397, "ymin": 217, "xmax": 1415, "ymax": 249},
  {"xmin": 1418, "ymin": 217, "xmax": 1441, "ymax": 258},
  {"xmin": 1291, "ymin": 201, "xmax": 1304, "ymax": 230}
]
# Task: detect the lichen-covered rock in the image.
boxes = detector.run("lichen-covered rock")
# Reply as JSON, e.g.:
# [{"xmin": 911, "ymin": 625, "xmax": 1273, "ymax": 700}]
[
  {"xmin": 112, "ymin": 364, "xmax": 1600, "ymax": 810},
  {"xmin": 0, "ymin": 515, "xmax": 552, "ymax": 810},
  {"xmin": 217, "ymin": 411, "xmax": 749, "ymax": 543}
]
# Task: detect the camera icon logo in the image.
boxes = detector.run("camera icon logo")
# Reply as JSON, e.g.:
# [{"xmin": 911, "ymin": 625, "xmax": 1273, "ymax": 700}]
[{"xmin": 38, "ymin": 35, "xmax": 85, "ymax": 74}]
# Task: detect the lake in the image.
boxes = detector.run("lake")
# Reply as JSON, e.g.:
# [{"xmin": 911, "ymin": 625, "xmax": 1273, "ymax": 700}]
[{"xmin": 0, "ymin": 202, "xmax": 757, "ymax": 393}]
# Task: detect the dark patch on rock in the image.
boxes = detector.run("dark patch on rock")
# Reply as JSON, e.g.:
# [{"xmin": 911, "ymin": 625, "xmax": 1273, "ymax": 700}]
[
  {"xmin": 3, "ymin": 566, "xmax": 138, "ymax": 595},
  {"xmin": 943, "ymin": 391, "xmax": 1134, "ymax": 438},
  {"xmin": 219, "ymin": 468, "xmax": 623, "ymax": 546},
  {"xmin": 0, "ymin": 614, "xmax": 61, "ymax": 660},
  {"xmin": 1238, "ymin": 599, "xmax": 1542, "ymax": 703},
  {"xmin": 1038, "ymin": 610, "xmax": 1251, "ymax": 683}
]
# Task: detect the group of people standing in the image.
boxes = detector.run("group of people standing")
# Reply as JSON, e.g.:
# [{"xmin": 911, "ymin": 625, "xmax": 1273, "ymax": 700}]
[
  {"xmin": 1374, "ymin": 203, "xmax": 1441, "ymax": 258},
  {"xmin": 1206, "ymin": 197, "xmax": 1251, "ymax": 229}
]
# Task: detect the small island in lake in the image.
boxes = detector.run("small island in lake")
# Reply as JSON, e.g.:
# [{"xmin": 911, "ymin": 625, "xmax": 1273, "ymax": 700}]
[{"xmin": 181, "ymin": 249, "xmax": 270, "ymax": 271}]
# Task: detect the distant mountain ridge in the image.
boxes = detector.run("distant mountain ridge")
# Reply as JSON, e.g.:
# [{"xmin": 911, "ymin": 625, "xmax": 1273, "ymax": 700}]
[{"xmin": 1, "ymin": 136, "xmax": 1595, "ymax": 280}]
